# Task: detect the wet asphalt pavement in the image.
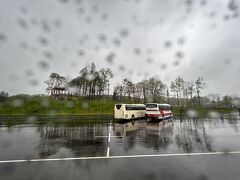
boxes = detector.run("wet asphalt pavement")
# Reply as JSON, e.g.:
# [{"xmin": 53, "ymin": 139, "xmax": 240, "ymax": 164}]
[{"xmin": 0, "ymin": 115, "xmax": 240, "ymax": 180}]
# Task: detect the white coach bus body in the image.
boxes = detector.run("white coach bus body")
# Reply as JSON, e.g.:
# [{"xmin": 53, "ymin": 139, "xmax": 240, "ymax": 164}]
[{"xmin": 114, "ymin": 104, "xmax": 146, "ymax": 120}]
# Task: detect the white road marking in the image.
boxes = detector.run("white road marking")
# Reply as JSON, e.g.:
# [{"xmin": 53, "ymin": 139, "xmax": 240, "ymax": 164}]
[
  {"xmin": 107, "ymin": 147, "xmax": 110, "ymax": 158},
  {"xmin": 1, "ymin": 151, "xmax": 240, "ymax": 164},
  {"xmin": 108, "ymin": 133, "xmax": 111, "ymax": 142},
  {"xmin": 95, "ymin": 136, "xmax": 124, "ymax": 138}
]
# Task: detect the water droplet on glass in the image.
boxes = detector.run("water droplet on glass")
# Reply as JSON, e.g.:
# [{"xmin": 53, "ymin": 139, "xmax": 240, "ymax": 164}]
[
  {"xmin": 101, "ymin": 13, "xmax": 108, "ymax": 20},
  {"xmin": 86, "ymin": 73, "xmax": 96, "ymax": 81},
  {"xmin": 160, "ymin": 63, "xmax": 167, "ymax": 70},
  {"xmin": 38, "ymin": 36, "xmax": 49, "ymax": 46},
  {"xmin": 175, "ymin": 51, "xmax": 184, "ymax": 59},
  {"xmin": 20, "ymin": 7, "xmax": 28, "ymax": 14},
  {"xmin": 146, "ymin": 58, "xmax": 153, "ymax": 64},
  {"xmin": 65, "ymin": 101, "xmax": 74, "ymax": 108},
  {"xmin": 82, "ymin": 102, "xmax": 89, "ymax": 109},
  {"xmin": 17, "ymin": 18, "xmax": 28, "ymax": 30},
  {"xmin": 164, "ymin": 40, "xmax": 172, "ymax": 48},
  {"xmin": 119, "ymin": 28, "xmax": 129, "ymax": 38},
  {"xmin": 29, "ymin": 79, "xmax": 39, "ymax": 86},
  {"xmin": 105, "ymin": 52, "xmax": 116, "ymax": 65},
  {"xmin": 98, "ymin": 34, "xmax": 107, "ymax": 42},
  {"xmin": 25, "ymin": 70, "xmax": 34, "ymax": 77},
  {"xmin": 113, "ymin": 37, "xmax": 121, "ymax": 47},
  {"xmin": 119, "ymin": 65, "xmax": 126, "ymax": 72},
  {"xmin": 186, "ymin": 110, "xmax": 198, "ymax": 118},
  {"xmin": 38, "ymin": 60, "xmax": 49, "ymax": 71},
  {"xmin": 228, "ymin": 0, "xmax": 238, "ymax": 12},
  {"xmin": 58, "ymin": 0, "xmax": 69, "ymax": 4},
  {"xmin": 41, "ymin": 99, "xmax": 49, "ymax": 107},
  {"xmin": 0, "ymin": 32, "xmax": 7, "ymax": 42},
  {"xmin": 78, "ymin": 49, "xmax": 85, "ymax": 56},
  {"xmin": 85, "ymin": 16, "xmax": 92, "ymax": 23},
  {"xmin": 41, "ymin": 20, "xmax": 51, "ymax": 33},
  {"xmin": 134, "ymin": 47, "xmax": 141, "ymax": 55},
  {"xmin": 11, "ymin": 99, "xmax": 24, "ymax": 107},
  {"xmin": 78, "ymin": 7, "xmax": 85, "ymax": 15},
  {"xmin": 43, "ymin": 51, "xmax": 54, "ymax": 60},
  {"xmin": 208, "ymin": 111, "xmax": 220, "ymax": 119}
]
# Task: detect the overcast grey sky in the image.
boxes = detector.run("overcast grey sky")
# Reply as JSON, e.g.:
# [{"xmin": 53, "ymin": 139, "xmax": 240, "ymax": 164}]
[{"xmin": 0, "ymin": 0, "xmax": 240, "ymax": 96}]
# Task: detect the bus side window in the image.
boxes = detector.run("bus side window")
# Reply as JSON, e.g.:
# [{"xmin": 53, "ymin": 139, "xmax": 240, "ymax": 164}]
[{"xmin": 116, "ymin": 105, "xmax": 122, "ymax": 110}]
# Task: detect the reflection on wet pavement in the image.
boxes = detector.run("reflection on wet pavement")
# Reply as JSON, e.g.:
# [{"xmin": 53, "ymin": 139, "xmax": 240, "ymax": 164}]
[{"xmin": 0, "ymin": 115, "xmax": 240, "ymax": 161}]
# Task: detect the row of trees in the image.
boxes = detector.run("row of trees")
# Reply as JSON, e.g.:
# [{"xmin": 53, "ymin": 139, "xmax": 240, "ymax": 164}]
[
  {"xmin": 113, "ymin": 78, "xmax": 166, "ymax": 103},
  {"xmin": 0, "ymin": 91, "xmax": 9, "ymax": 102},
  {"xmin": 170, "ymin": 76, "xmax": 204, "ymax": 107},
  {"xmin": 45, "ymin": 63, "xmax": 113, "ymax": 100},
  {"xmin": 44, "ymin": 63, "xmax": 235, "ymax": 108}
]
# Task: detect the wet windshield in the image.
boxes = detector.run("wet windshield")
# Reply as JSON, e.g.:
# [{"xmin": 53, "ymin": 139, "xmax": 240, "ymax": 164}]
[{"xmin": 0, "ymin": 0, "xmax": 240, "ymax": 180}]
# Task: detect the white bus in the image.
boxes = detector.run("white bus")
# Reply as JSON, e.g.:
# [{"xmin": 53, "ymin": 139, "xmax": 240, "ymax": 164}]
[
  {"xmin": 114, "ymin": 104, "xmax": 146, "ymax": 120},
  {"xmin": 145, "ymin": 103, "xmax": 172, "ymax": 120}
]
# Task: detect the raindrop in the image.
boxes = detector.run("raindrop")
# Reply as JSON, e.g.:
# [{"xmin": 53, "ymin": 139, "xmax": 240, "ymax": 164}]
[
  {"xmin": 86, "ymin": 73, "xmax": 96, "ymax": 81},
  {"xmin": 11, "ymin": 99, "xmax": 24, "ymax": 107},
  {"xmin": 92, "ymin": 5, "xmax": 99, "ymax": 13},
  {"xmin": 119, "ymin": 65, "xmax": 126, "ymax": 72},
  {"xmin": 186, "ymin": 110, "xmax": 198, "ymax": 118},
  {"xmin": 223, "ymin": 59, "xmax": 231, "ymax": 65},
  {"xmin": 43, "ymin": 51, "xmax": 54, "ymax": 60},
  {"xmin": 200, "ymin": 0, "xmax": 207, "ymax": 6},
  {"xmin": 160, "ymin": 63, "xmax": 167, "ymax": 70},
  {"xmin": 134, "ymin": 47, "xmax": 141, "ymax": 55},
  {"xmin": 25, "ymin": 70, "xmax": 34, "ymax": 77},
  {"xmin": 75, "ymin": 0, "xmax": 82, "ymax": 4},
  {"xmin": 232, "ymin": 12, "xmax": 239, "ymax": 18},
  {"xmin": 41, "ymin": 99, "xmax": 49, "ymax": 107},
  {"xmin": 228, "ymin": 0, "xmax": 238, "ymax": 12},
  {"xmin": 119, "ymin": 28, "xmax": 129, "ymax": 38},
  {"xmin": 58, "ymin": 0, "xmax": 69, "ymax": 3},
  {"xmin": 232, "ymin": 98, "xmax": 240, "ymax": 106},
  {"xmin": 82, "ymin": 102, "xmax": 89, "ymax": 109},
  {"xmin": 177, "ymin": 37, "xmax": 186, "ymax": 45},
  {"xmin": 30, "ymin": 18, "xmax": 38, "ymax": 26},
  {"xmin": 85, "ymin": 16, "xmax": 92, "ymax": 23},
  {"xmin": 29, "ymin": 79, "xmax": 39, "ymax": 86},
  {"xmin": 38, "ymin": 60, "xmax": 49, "ymax": 71},
  {"xmin": 20, "ymin": 42, "xmax": 28, "ymax": 49},
  {"xmin": 185, "ymin": 0, "xmax": 193, "ymax": 7},
  {"xmin": 49, "ymin": 110, "xmax": 57, "ymax": 117},
  {"xmin": 20, "ymin": 7, "xmax": 28, "ymax": 14},
  {"xmin": 53, "ymin": 18, "xmax": 62, "ymax": 27},
  {"xmin": 26, "ymin": 116, "xmax": 38, "ymax": 123},
  {"xmin": 173, "ymin": 60, "xmax": 180, "ymax": 66},
  {"xmin": 98, "ymin": 34, "xmax": 107, "ymax": 42},
  {"xmin": 65, "ymin": 101, "xmax": 74, "ymax": 108},
  {"xmin": 164, "ymin": 40, "xmax": 172, "ymax": 48},
  {"xmin": 17, "ymin": 18, "xmax": 28, "ymax": 30},
  {"xmin": 223, "ymin": 14, "xmax": 230, "ymax": 21},
  {"xmin": 78, "ymin": 7, "xmax": 85, "ymax": 15},
  {"xmin": 78, "ymin": 49, "xmax": 85, "ymax": 56},
  {"xmin": 175, "ymin": 51, "xmax": 184, "ymax": 59},
  {"xmin": 105, "ymin": 52, "xmax": 116, "ymax": 64},
  {"xmin": 208, "ymin": 111, "xmax": 220, "ymax": 119},
  {"xmin": 38, "ymin": 36, "xmax": 49, "ymax": 46},
  {"xmin": 113, "ymin": 37, "xmax": 121, "ymax": 46},
  {"xmin": 41, "ymin": 20, "xmax": 51, "ymax": 33},
  {"xmin": 0, "ymin": 32, "xmax": 7, "ymax": 42},
  {"xmin": 146, "ymin": 58, "xmax": 153, "ymax": 64},
  {"xmin": 101, "ymin": 13, "xmax": 108, "ymax": 21}
]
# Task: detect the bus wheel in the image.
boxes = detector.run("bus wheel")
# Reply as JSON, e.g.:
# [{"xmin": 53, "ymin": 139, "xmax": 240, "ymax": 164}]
[{"xmin": 131, "ymin": 115, "xmax": 135, "ymax": 125}]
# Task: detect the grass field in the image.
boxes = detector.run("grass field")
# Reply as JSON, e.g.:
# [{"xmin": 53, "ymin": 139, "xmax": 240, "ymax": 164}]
[{"xmin": 0, "ymin": 96, "xmax": 235, "ymax": 117}]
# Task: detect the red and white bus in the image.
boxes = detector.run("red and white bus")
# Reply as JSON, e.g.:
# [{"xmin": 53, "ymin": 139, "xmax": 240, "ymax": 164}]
[{"xmin": 145, "ymin": 103, "xmax": 172, "ymax": 120}]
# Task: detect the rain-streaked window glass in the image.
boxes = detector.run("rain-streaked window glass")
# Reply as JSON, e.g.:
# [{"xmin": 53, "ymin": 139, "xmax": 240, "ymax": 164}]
[{"xmin": 0, "ymin": 0, "xmax": 240, "ymax": 179}]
